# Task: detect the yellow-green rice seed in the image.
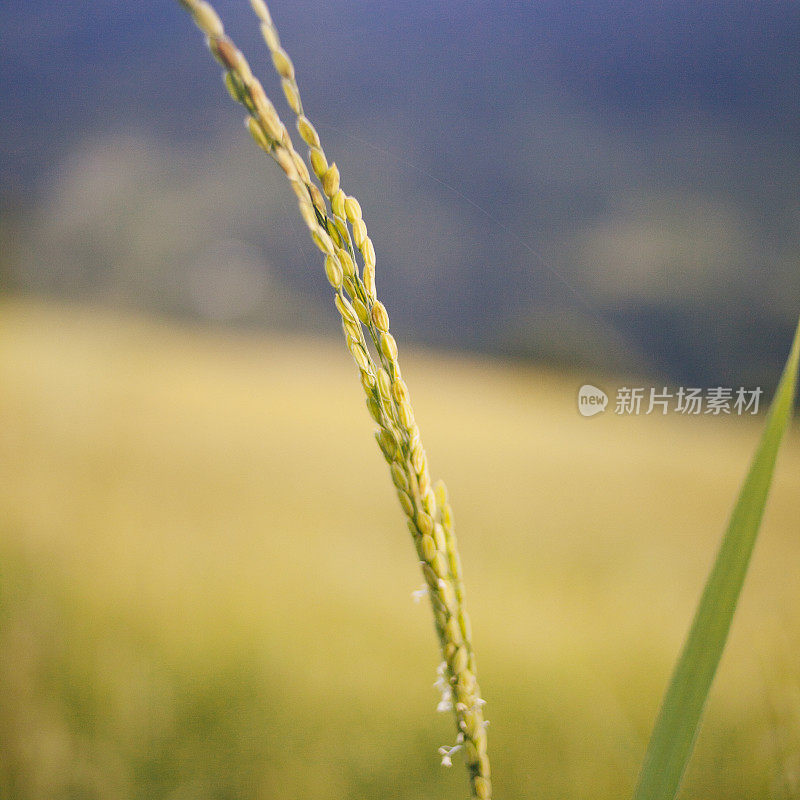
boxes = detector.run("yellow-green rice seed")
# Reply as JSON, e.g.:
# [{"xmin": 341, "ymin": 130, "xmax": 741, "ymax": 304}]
[
  {"xmin": 398, "ymin": 490, "xmax": 414, "ymax": 517},
  {"xmin": 345, "ymin": 319, "xmax": 364, "ymax": 342},
  {"xmin": 235, "ymin": 55, "xmax": 255, "ymax": 85},
  {"xmin": 353, "ymin": 298, "xmax": 370, "ymax": 325},
  {"xmin": 245, "ymin": 76, "xmax": 269, "ymax": 109},
  {"xmin": 398, "ymin": 401, "xmax": 415, "ymax": 429},
  {"xmin": 343, "ymin": 276, "xmax": 357, "ymax": 297},
  {"xmin": 457, "ymin": 670, "xmax": 476, "ymax": 695},
  {"xmin": 309, "ymin": 147, "xmax": 328, "ymax": 178},
  {"xmin": 392, "ymin": 377, "xmax": 409, "ymax": 403},
  {"xmin": 334, "ymin": 293, "xmax": 358, "ymax": 324},
  {"xmin": 322, "ymin": 163, "xmax": 340, "ymax": 197},
  {"xmin": 440, "ymin": 586, "xmax": 456, "ymax": 614},
  {"xmin": 273, "ymin": 147, "xmax": 296, "ymax": 177},
  {"xmin": 445, "ymin": 617, "xmax": 460, "ymax": 643},
  {"xmin": 246, "ymin": 116, "xmax": 271, "ymax": 151},
  {"xmin": 431, "ymin": 552, "xmax": 449, "ymax": 579},
  {"xmin": 414, "ymin": 537, "xmax": 427, "ymax": 561},
  {"xmin": 417, "ymin": 512, "xmax": 433, "ymax": 536},
  {"xmin": 324, "ymin": 255, "xmax": 343, "ymax": 288},
  {"xmin": 297, "ymin": 115, "xmax": 319, "ymax": 147},
  {"xmin": 465, "ymin": 711, "xmax": 483, "ymax": 740},
  {"xmin": 271, "ymin": 47, "xmax": 294, "ymax": 79},
  {"xmin": 259, "ymin": 94, "xmax": 282, "ymax": 124},
  {"xmin": 361, "ymin": 370, "xmax": 377, "ymax": 393},
  {"xmin": 422, "ymin": 563, "xmax": 440, "ymax": 587},
  {"xmin": 434, "ymin": 480, "xmax": 448, "ymax": 506},
  {"xmin": 344, "ymin": 195, "xmax": 362, "ymax": 221},
  {"xmin": 208, "ymin": 36, "xmax": 239, "ymax": 74},
  {"xmin": 378, "ymin": 445, "xmax": 394, "ymax": 465},
  {"xmin": 349, "ymin": 342, "xmax": 370, "ymax": 372},
  {"xmin": 433, "ymin": 523, "xmax": 447, "ymax": 552},
  {"xmin": 291, "ymin": 151, "xmax": 310, "ymax": 183},
  {"xmin": 311, "ymin": 228, "xmax": 334, "ymax": 254},
  {"xmin": 380, "ymin": 332, "xmax": 398, "ymax": 361},
  {"xmin": 359, "ymin": 366, "xmax": 374, "ymax": 388},
  {"xmin": 206, "ymin": 34, "xmax": 225, "ymax": 65},
  {"xmin": 427, "ymin": 593, "xmax": 446, "ymax": 618},
  {"xmin": 371, "ymin": 301, "xmax": 390, "ymax": 332},
  {"xmin": 342, "ymin": 317, "xmax": 360, "ymax": 342},
  {"xmin": 465, "ymin": 741, "xmax": 479, "ymax": 765},
  {"xmin": 299, "ymin": 199, "xmax": 317, "ymax": 230},
  {"xmin": 441, "ymin": 504, "xmax": 453, "ymax": 528},
  {"xmin": 309, "ymin": 183, "xmax": 325, "ymax": 210},
  {"xmin": 362, "ymin": 237, "xmax": 376, "ymax": 268},
  {"xmin": 410, "ymin": 442, "xmax": 424, "ymax": 473},
  {"xmin": 420, "ymin": 534, "xmax": 437, "ymax": 561},
  {"xmin": 224, "ymin": 71, "xmax": 244, "ymax": 102},
  {"xmin": 474, "ymin": 776, "xmax": 491, "ymax": 800},
  {"xmin": 460, "ymin": 610, "xmax": 472, "ymax": 641},
  {"xmin": 367, "ymin": 396, "xmax": 382, "ymax": 423},
  {"xmin": 247, "ymin": 78, "xmax": 269, "ymax": 116},
  {"xmin": 391, "ymin": 463, "xmax": 408, "ymax": 491},
  {"xmin": 376, "ymin": 429, "xmax": 395, "ymax": 460},
  {"xmin": 417, "ymin": 467, "xmax": 431, "ymax": 496},
  {"xmin": 452, "ymin": 646, "xmax": 469, "ymax": 675},
  {"xmin": 363, "ymin": 263, "xmax": 376, "ymax": 301},
  {"xmin": 282, "ymin": 79, "xmax": 301, "ymax": 113},
  {"xmin": 332, "ymin": 248, "xmax": 352, "ymax": 278},
  {"xmin": 260, "ymin": 21, "xmax": 280, "ymax": 51},
  {"xmin": 249, "ymin": 0, "xmax": 270, "ymax": 23},
  {"xmin": 422, "ymin": 488, "xmax": 436, "ymax": 515},
  {"xmin": 260, "ymin": 112, "xmax": 284, "ymax": 143},
  {"xmin": 379, "ymin": 428, "xmax": 396, "ymax": 452},
  {"xmin": 377, "ymin": 369, "xmax": 392, "ymax": 399},
  {"xmin": 331, "ymin": 189, "xmax": 346, "ymax": 218},
  {"xmin": 328, "ymin": 223, "xmax": 343, "ymax": 248},
  {"xmin": 352, "ymin": 218, "xmax": 367, "ymax": 248},
  {"xmin": 193, "ymin": 1, "xmax": 224, "ymax": 37},
  {"xmin": 334, "ymin": 217, "xmax": 349, "ymax": 242}
]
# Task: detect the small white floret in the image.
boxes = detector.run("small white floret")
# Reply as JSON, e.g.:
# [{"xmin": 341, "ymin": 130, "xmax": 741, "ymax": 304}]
[
  {"xmin": 438, "ymin": 743, "xmax": 462, "ymax": 767},
  {"xmin": 411, "ymin": 586, "xmax": 428, "ymax": 603}
]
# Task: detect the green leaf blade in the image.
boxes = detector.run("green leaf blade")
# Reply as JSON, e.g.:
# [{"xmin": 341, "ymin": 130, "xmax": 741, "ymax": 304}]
[{"xmin": 633, "ymin": 316, "xmax": 800, "ymax": 800}]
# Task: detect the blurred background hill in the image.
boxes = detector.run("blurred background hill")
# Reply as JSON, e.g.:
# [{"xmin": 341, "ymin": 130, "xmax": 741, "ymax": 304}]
[{"xmin": 2, "ymin": 0, "xmax": 800, "ymax": 388}]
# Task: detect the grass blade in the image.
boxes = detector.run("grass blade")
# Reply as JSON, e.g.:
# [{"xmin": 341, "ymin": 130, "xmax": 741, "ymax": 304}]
[{"xmin": 633, "ymin": 316, "xmax": 800, "ymax": 800}]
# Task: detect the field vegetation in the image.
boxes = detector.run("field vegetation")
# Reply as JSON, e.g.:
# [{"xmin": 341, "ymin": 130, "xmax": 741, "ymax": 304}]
[{"xmin": 2, "ymin": 299, "xmax": 798, "ymax": 799}]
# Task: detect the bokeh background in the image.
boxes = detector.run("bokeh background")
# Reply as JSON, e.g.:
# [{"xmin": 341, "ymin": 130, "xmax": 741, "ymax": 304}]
[{"xmin": 1, "ymin": 1, "xmax": 800, "ymax": 798}]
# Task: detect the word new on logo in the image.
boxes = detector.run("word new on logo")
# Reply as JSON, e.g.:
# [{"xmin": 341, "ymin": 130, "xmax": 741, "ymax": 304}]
[{"xmin": 577, "ymin": 384, "xmax": 608, "ymax": 417}]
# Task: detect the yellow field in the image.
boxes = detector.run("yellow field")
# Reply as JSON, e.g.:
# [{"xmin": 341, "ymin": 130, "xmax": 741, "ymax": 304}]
[{"xmin": 1, "ymin": 298, "xmax": 798, "ymax": 800}]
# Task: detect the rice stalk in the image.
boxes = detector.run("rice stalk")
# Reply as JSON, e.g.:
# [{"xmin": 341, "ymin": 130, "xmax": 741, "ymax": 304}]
[{"xmin": 177, "ymin": 2, "xmax": 491, "ymax": 796}]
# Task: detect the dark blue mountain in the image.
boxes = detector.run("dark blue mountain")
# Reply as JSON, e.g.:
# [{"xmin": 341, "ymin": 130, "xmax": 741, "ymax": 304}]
[{"xmin": 3, "ymin": 0, "xmax": 800, "ymax": 190}]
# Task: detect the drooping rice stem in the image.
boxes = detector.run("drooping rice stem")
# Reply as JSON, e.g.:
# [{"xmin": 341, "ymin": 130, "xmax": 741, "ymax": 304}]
[{"xmin": 177, "ymin": 2, "xmax": 491, "ymax": 796}]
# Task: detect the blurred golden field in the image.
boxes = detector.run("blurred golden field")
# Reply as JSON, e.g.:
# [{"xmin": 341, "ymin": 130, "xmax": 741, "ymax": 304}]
[{"xmin": 1, "ymin": 298, "xmax": 799, "ymax": 800}]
